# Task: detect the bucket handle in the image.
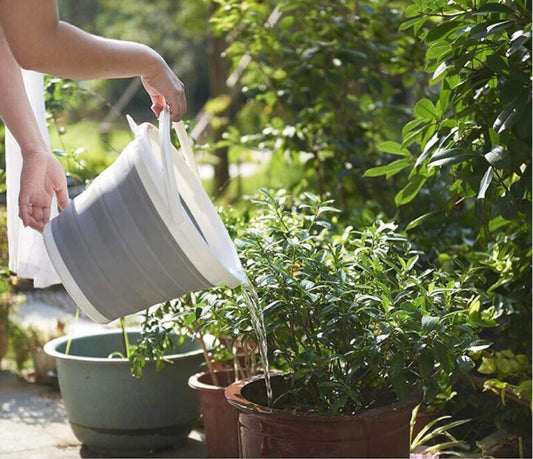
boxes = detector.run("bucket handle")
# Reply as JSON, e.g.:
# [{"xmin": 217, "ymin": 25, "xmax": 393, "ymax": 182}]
[
  {"xmin": 172, "ymin": 121, "xmax": 201, "ymax": 181},
  {"xmin": 159, "ymin": 109, "xmax": 203, "ymax": 224},
  {"xmin": 159, "ymin": 109, "xmax": 185, "ymax": 224}
]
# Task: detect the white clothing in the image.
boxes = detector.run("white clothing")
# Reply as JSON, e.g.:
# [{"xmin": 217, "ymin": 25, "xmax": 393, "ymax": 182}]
[{"xmin": 5, "ymin": 70, "xmax": 61, "ymax": 287}]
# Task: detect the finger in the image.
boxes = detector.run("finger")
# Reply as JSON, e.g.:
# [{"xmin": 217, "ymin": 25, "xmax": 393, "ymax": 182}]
[
  {"xmin": 18, "ymin": 201, "xmax": 32, "ymax": 227},
  {"xmin": 170, "ymin": 85, "xmax": 186, "ymax": 122},
  {"xmin": 151, "ymin": 102, "xmax": 165, "ymax": 117},
  {"xmin": 19, "ymin": 211, "xmax": 43, "ymax": 232},
  {"xmin": 151, "ymin": 93, "xmax": 165, "ymax": 107},
  {"xmin": 180, "ymin": 83, "xmax": 187, "ymax": 116},
  {"xmin": 150, "ymin": 94, "xmax": 166, "ymax": 117},
  {"xmin": 43, "ymin": 204, "xmax": 51, "ymax": 224},
  {"xmin": 32, "ymin": 205, "xmax": 43, "ymax": 223},
  {"xmin": 55, "ymin": 184, "xmax": 70, "ymax": 210}
]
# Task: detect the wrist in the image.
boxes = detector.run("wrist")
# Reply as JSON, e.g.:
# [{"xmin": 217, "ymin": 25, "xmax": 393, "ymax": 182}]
[
  {"xmin": 20, "ymin": 145, "xmax": 48, "ymax": 160},
  {"xmin": 140, "ymin": 46, "xmax": 166, "ymax": 80}
]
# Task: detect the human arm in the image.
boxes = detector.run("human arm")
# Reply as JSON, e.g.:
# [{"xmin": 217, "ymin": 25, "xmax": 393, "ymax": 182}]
[
  {"xmin": 0, "ymin": 25, "xmax": 69, "ymax": 232},
  {"xmin": 0, "ymin": 0, "xmax": 186, "ymax": 120}
]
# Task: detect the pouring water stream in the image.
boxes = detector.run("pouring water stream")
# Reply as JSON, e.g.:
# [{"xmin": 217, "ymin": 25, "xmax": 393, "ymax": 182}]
[{"xmin": 233, "ymin": 269, "xmax": 273, "ymax": 408}]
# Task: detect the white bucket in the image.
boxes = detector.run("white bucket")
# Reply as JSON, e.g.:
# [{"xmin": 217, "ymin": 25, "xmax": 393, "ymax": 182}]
[{"xmin": 43, "ymin": 110, "xmax": 243, "ymax": 323}]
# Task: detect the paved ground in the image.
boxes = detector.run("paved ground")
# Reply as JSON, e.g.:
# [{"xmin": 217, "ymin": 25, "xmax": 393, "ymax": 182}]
[{"xmin": 0, "ymin": 287, "xmax": 207, "ymax": 458}]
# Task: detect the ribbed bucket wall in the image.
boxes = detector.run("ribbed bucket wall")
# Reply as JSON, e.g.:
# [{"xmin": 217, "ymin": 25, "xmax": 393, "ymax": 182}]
[{"xmin": 49, "ymin": 157, "xmax": 211, "ymax": 321}]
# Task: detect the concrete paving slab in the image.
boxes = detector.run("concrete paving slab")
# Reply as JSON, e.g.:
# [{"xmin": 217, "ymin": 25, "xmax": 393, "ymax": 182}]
[
  {"xmin": 2, "ymin": 287, "xmax": 207, "ymax": 458},
  {"xmin": 0, "ymin": 371, "xmax": 206, "ymax": 458}
]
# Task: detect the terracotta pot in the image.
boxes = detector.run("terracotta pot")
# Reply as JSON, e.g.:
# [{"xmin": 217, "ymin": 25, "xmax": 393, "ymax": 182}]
[
  {"xmin": 32, "ymin": 347, "xmax": 57, "ymax": 384},
  {"xmin": 412, "ymin": 407, "xmax": 436, "ymax": 440},
  {"xmin": 225, "ymin": 374, "xmax": 419, "ymax": 458},
  {"xmin": 189, "ymin": 370, "xmax": 240, "ymax": 458}
]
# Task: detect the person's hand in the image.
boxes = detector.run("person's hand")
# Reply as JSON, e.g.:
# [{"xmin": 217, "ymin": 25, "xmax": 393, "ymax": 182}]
[
  {"xmin": 141, "ymin": 57, "xmax": 187, "ymax": 122},
  {"xmin": 19, "ymin": 149, "xmax": 69, "ymax": 232}
]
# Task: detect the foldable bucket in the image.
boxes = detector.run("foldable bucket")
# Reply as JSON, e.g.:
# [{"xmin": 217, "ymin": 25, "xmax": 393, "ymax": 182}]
[{"xmin": 43, "ymin": 110, "xmax": 243, "ymax": 323}]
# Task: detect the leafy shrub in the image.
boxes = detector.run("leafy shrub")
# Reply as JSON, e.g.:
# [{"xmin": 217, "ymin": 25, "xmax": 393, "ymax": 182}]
[{"xmin": 235, "ymin": 190, "xmax": 492, "ymax": 414}]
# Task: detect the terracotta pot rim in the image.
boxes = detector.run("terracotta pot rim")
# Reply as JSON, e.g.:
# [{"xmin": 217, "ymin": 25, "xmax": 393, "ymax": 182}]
[
  {"xmin": 188, "ymin": 369, "xmax": 241, "ymax": 391},
  {"xmin": 224, "ymin": 373, "xmax": 420, "ymax": 420}
]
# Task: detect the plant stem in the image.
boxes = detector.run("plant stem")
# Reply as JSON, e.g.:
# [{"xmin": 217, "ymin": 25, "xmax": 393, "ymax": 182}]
[
  {"xmin": 64, "ymin": 308, "xmax": 79, "ymax": 355},
  {"xmin": 197, "ymin": 334, "xmax": 219, "ymax": 386},
  {"xmin": 119, "ymin": 317, "xmax": 130, "ymax": 359},
  {"xmin": 466, "ymin": 374, "xmax": 531, "ymax": 407}
]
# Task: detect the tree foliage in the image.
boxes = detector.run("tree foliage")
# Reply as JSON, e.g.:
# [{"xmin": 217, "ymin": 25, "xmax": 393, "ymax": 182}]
[
  {"xmin": 211, "ymin": 0, "xmax": 425, "ymax": 207},
  {"xmin": 368, "ymin": 0, "xmax": 531, "ymax": 231}
]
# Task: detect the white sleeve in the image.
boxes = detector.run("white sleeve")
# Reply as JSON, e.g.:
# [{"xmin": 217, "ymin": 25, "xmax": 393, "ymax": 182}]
[{"xmin": 6, "ymin": 70, "xmax": 61, "ymax": 288}]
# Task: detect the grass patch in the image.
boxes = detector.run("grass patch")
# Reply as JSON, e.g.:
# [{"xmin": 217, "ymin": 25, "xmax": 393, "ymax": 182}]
[
  {"xmin": 49, "ymin": 120, "xmax": 132, "ymax": 181},
  {"xmin": 211, "ymin": 156, "xmax": 308, "ymax": 208}
]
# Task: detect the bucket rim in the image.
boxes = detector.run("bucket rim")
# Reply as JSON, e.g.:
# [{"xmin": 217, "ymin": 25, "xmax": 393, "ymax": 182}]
[{"xmin": 137, "ymin": 122, "xmax": 244, "ymax": 288}]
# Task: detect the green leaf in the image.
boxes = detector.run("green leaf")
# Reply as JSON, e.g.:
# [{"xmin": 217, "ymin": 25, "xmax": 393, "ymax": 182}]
[
  {"xmin": 493, "ymin": 97, "xmax": 524, "ymax": 134},
  {"xmin": 426, "ymin": 20, "xmax": 462, "ymax": 42},
  {"xmin": 422, "ymin": 315, "xmax": 439, "ymax": 332},
  {"xmin": 431, "ymin": 61, "xmax": 450, "ymax": 82},
  {"xmin": 457, "ymin": 355, "xmax": 475, "ymax": 372},
  {"xmin": 377, "ymin": 141, "xmax": 411, "ymax": 157},
  {"xmin": 426, "ymin": 42, "xmax": 453, "ymax": 61},
  {"xmin": 404, "ymin": 4, "xmax": 420, "ymax": 18},
  {"xmin": 478, "ymin": 357, "xmax": 496, "ymax": 374},
  {"xmin": 402, "ymin": 118, "xmax": 425, "ymax": 137},
  {"xmin": 508, "ymin": 30, "xmax": 531, "ymax": 56},
  {"xmin": 419, "ymin": 351, "xmax": 434, "ymax": 376},
  {"xmin": 475, "ymin": 3, "xmax": 514, "ymax": 15},
  {"xmin": 395, "ymin": 174, "xmax": 428, "ymax": 206},
  {"xmin": 390, "ymin": 355, "xmax": 407, "ymax": 400},
  {"xmin": 515, "ymin": 380, "xmax": 532, "ymax": 400},
  {"xmin": 399, "ymin": 16, "xmax": 428, "ymax": 32},
  {"xmin": 469, "ymin": 20, "xmax": 514, "ymax": 39},
  {"xmin": 478, "ymin": 167, "xmax": 494, "ymax": 199},
  {"xmin": 484, "ymin": 146, "xmax": 511, "ymax": 170},
  {"xmin": 405, "ymin": 210, "xmax": 441, "ymax": 231},
  {"xmin": 414, "ymin": 99, "xmax": 439, "ymax": 120},
  {"xmin": 364, "ymin": 159, "xmax": 412, "ymax": 178},
  {"xmin": 429, "ymin": 148, "xmax": 475, "ymax": 167},
  {"xmin": 468, "ymin": 342, "xmax": 492, "ymax": 353},
  {"xmin": 415, "ymin": 134, "xmax": 439, "ymax": 167}
]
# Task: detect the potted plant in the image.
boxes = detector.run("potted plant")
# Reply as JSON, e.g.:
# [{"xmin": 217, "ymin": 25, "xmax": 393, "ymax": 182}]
[
  {"xmin": 8, "ymin": 319, "xmax": 32, "ymax": 374},
  {"xmin": 220, "ymin": 190, "xmax": 490, "ymax": 458},
  {"xmin": 45, "ymin": 325, "xmax": 204, "ymax": 457},
  {"xmin": 0, "ymin": 276, "xmax": 14, "ymax": 370},
  {"xmin": 135, "ymin": 290, "xmax": 259, "ymax": 458},
  {"xmin": 0, "ymin": 293, "xmax": 10, "ymax": 370},
  {"xmin": 27, "ymin": 320, "xmax": 65, "ymax": 383}
]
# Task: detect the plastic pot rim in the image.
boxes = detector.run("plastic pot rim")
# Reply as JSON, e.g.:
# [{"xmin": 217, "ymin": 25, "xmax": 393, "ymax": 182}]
[{"xmin": 44, "ymin": 328, "xmax": 203, "ymax": 364}]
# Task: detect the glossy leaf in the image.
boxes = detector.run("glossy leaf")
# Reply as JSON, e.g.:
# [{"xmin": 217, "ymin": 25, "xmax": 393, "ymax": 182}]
[
  {"xmin": 395, "ymin": 174, "xmax": 428, "ymax": 206},
  {"xmin": 378, "ymin": 141, "xmax": 411, "ymax": 157},
  {"xmin": 477, "ymin": 167, "xmax": 494, "ymax": 199},
  {"xmin": 364, "ymin": 159, "xmax": 412, "ymax": 178},
  {"xmin": 414, "ymin": 98, "xmax": 440, "ymax": 120}
]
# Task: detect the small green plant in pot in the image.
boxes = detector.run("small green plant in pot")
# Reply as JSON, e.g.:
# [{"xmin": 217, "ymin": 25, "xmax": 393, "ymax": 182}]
[
  {"xmin": 223, "ymin": 190, "xmax": 492, "ymax": 458},
  {"xmin": 132, "ymin": 290, "xmax": 260, "ymax": 458}
]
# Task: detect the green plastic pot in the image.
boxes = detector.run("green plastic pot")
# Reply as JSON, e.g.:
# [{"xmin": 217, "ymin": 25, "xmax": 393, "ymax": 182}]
[{"xmin": 44, "ymin": 329, "xmax": 203, "ymax": 457}]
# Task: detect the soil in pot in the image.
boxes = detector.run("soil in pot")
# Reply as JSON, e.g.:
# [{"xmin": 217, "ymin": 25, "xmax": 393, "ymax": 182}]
[
  {"xmin": 189, "ymin": 369, "xmax": 241, "ymax": 458},
  {"xmin": 225, "ymin": 374, "xmax": 419, "ymax": 458}
]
